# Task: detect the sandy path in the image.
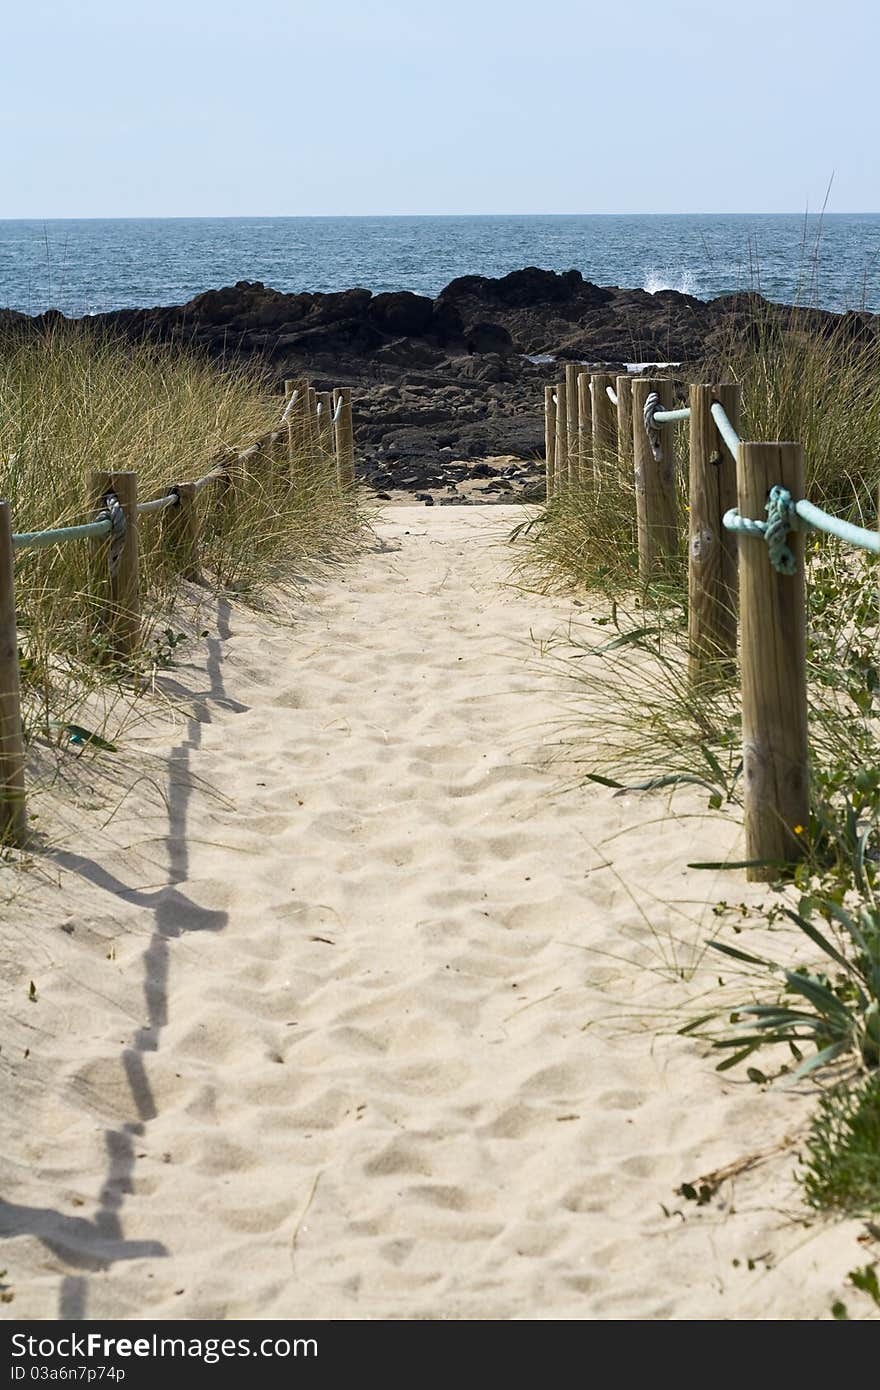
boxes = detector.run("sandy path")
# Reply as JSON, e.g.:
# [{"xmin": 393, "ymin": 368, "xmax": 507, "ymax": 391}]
[{"xmin": 0, "ymin": 506, "xmax": 869, "ymax": 1321}]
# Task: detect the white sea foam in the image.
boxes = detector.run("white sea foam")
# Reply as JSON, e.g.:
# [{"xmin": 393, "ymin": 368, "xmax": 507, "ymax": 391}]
[{"xmin": 644, "ymin": 269, "xmax": 697, "ymax": 297}]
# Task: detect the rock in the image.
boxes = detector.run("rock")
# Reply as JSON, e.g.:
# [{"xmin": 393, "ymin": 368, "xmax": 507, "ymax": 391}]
[
  {"xmin": 369, "ymin": 291, "xmax": 434, "ymax": 337},
  {"xmin": 465, "ymin": 322, "xmax": 514, "ymax": 355}
]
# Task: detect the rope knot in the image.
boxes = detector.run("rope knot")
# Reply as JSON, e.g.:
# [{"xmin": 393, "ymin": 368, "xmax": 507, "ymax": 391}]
[
  {"xmin": 643, "ymin": 392, "xmax": 664, "ymax": 461},
  {"xmin": 764, "ymin": 485, "xmax": 798, "ymax": 575},
  {"xmin": 96, "ymin": 491, "xmax": 127, "ymax": 579}
]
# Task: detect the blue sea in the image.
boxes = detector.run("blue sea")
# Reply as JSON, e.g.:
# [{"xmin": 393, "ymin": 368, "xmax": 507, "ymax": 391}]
[{"xmin": 1, "ymin": 214, "xmax": 879, "ymax": 318}]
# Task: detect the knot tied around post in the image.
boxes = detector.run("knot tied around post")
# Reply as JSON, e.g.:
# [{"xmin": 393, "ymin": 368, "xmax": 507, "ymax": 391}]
[
  {"xmin": 643, "ymin": 392, "xmax": 665, "ymax": 461},
  {"xmin": 96, "ymin": 490, "xmax": 128, "ymax": 579},
  {"xmin": 723, "ymin": 484, "xmax": 801, "ymax": 575}
]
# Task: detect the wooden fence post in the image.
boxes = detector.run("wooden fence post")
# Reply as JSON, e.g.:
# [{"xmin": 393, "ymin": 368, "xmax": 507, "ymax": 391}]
[
  {"xmin": 306, "ymin": 387, "xmax": 320, "ymax": 466},
  {"xmin": 544, "ymin": 386, "xmax": 557, "ymax": 500},
  {"xmin": 0, "ymin": 502, "xmax": 27, "ymax": 845},
  {"xmin": 283, "ymin": 378, "xmax": 298, "ymax": 469},
  {"xmin": 317, "ymin": 391, "xmax": 334, "ymax": 461},
  {"xmin": 737, "ymin": 441, "xmax": 808, "ymax": 879},
  {"xmin": 615, "ymin": 374, "xmax": 633, "ymax": 479},
  {"xmin": 285, "ymin": 377, "xmax": 309, "ymax": 485},
  {"xmin": 688, "ymin": 383, "xmax": 740, "ymax": 683},
  {"xmin": 89, "ymin": 470, "xmax": 140, "ymax": 661},
  {"xmin": 631, "ymin": 378, "xmax": 679, "ymax": 580},
  {"xmin": 590, "ymin": 373, "xmax": 617, "ymax": 469},
  {"xmin": 333, "ymin": 387, "xmax": 355, "ymax": 489},
  {"xmin": 554, "ymin": 380, "xmax": 569, "ymax": 494},
  {"xmin": 163, "ymin": 482, "xmax": 200, "ymax": 583},
  {"xmin": 565, "ymin": 363, "xmax": 579, "ymax": 485},
  {"xmin": 576, "ymin": 371, "xmax": 592, "ymax": 488}
]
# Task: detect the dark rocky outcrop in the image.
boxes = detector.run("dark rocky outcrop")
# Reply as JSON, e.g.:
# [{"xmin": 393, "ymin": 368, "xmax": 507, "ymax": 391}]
[{"xmin": 4, "ymin": 268, "xmax": 875, "ymax": 499}]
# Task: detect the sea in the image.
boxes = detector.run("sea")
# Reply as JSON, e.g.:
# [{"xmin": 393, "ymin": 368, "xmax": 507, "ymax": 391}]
[{"xmin": 1, "ymin": 214, "xmax": 879, "ymax": 319}]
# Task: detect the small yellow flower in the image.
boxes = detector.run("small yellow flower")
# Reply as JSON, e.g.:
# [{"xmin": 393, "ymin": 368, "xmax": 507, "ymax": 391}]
[{"xmin": 793, "ymin": 824, "xmax": 805, "ymax": 835}]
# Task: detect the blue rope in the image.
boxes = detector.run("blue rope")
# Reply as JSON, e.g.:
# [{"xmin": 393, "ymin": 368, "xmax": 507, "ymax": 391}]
[
  {"xmin": 723, "ymin": 486, "xmax": 799, "ymax": 575},
  {"xmin": 725, "ymin": 486, "xmax": 880, "ymax": 574}
]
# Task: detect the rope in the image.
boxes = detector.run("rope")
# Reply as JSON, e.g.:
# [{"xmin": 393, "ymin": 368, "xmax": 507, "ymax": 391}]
[
  {"xmin": 192, "ymin": 465, "xmax": 228, "ymax": 494},
  {"xmin": 12, "ymin": 517, "xmax": 112, "ymax": 551},
  {"xmin": 643, "ymin": 392, "xmax": 665, "ymax": 461},
  {"xmin": 279, "ymin": 389, "xmax": 299, "ymax": 425},
  {"xmin": 793, "ymin": 499, "xmax": 880, "ymax": 554},
  {"xmin": 651, "ymin": 406, "xmax": 691, "ymax": 424},
  {"xmin": 723, "ymin": 487, "xmax": 799, "ymax": 575},
  {"xmin": 710, "ymin": 401, "xmax": 742, "ymax": 459},
  {"xmin": 332, "ymin": 396, "xmax": 344, "ymax": 424},
  {"xmin": 137, "ymin": 491, "xmax": 179, "ymax": 515},
  {"xmin": 606, "ymin": 385, "xmax": 618, "ymax": 406}
]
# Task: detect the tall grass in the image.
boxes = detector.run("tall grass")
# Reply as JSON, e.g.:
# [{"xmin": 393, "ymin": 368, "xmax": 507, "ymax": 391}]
[
  {"xmin": 515, "ymin": 305, "xmax": 880, "ymax": 1132},
  {"xmin": 0, "ymin": 324, "xmax": 361, "ymax": 783},
  {"xmin": 708, "ymin": 303, "xmax": 880, "ymax": 518},
  {"xmin": 523, "ymin": 305, "xmax": 880, "ymax": 597}
]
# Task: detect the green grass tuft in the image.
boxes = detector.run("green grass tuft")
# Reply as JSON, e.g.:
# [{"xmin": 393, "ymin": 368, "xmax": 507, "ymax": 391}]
[{"xmin": 802, "ymin": 1073, "xmax": 880, "ymax": 1215}]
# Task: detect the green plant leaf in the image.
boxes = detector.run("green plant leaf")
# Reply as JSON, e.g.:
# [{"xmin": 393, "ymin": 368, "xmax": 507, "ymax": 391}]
[{"xmin": 58, "ymin": 723, "xmax": 118, "ymax": 753}]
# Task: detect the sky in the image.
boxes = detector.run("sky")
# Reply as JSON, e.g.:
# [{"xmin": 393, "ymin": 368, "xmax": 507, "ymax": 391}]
[{"xmin": 2, "ymin": 0, "xmax": 877, "ymax": 218}]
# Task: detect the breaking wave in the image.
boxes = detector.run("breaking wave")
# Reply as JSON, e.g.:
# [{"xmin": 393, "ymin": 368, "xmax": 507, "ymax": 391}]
[{"xmin": 644, "ymin": 269, "xmax": 697, "ymax": 296}]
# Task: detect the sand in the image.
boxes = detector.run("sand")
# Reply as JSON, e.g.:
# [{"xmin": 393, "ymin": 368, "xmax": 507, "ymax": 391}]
[{"xmin": 0, "ymin": 505, "xmax": 873, "ymax": 1321}]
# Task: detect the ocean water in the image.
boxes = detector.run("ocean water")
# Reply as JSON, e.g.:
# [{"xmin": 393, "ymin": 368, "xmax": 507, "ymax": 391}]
[{"xmin": 1, "ymin": 214, "xmax": 879, "ymax": 319}]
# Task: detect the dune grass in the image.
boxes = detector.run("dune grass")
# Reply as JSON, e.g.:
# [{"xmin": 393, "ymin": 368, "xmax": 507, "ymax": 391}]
[
  {"xmin": 515, "ymin": 312, "xmax": 880, "ymax": 1213},
  {"xmin": 0, "ymin": 323, "xmax": 362, "ymax": 819}
]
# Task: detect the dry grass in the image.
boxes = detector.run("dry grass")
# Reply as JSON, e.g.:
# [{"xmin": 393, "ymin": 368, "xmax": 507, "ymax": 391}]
[{"xmin": 0, "ymin": 324, "xmax": 363, "ymax": 822}]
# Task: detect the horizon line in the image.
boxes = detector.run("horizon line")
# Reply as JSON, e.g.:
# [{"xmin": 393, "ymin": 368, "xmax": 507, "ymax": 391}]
[{"xmin": 1, "ymin": 211, "xmax": 879, "ymax": 222}]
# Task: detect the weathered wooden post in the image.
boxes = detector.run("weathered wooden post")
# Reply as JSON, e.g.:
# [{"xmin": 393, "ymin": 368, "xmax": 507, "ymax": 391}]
[
  {"xmin": 544, "ymin": 386, "xmax": 557, "ymax": 500},
  {"xmin": 554, "ymin": 380, "xmax": 569, "ymax": 493},
  {"xmin": 737, "ymin": 441, "xmax": 808, "ymax": 879},
  {"xmin": 333, "ymin": 387, "xmax": 355, "ymax": 489},
  {"xmin": 591, "ymin": 373, "xmax": 617, "ymax": 470},
  {"xmin": 283, "ymin": 378, "xmax": 299, "ymax": 468},
  {"xmin": 89, "ymin": 470, "xmax": 140, "ymax": 660},
  {"xmin": 285, "ymin": 377, "xmax": 309, "ymax": 485},
  {"xmin": 688, "ymin": 383, "xmax": 740, "ymax": 683},
  {"xmin": 615, "ymin": 374, "xmax": 634, "ymax": 479},
  {"xmin": 0, "ymin": 502, "xmax": 27, "ymax": 844},
  {"xmin": 317, "ymin": 391, "xmax": 334, "ymax": 462},
  {"xmin": 163, "ymin": 481, "xmax": 200, "ymax": 583},
  {"xmin": 576, "ymin": 371, "xmax": 592, "ymax": 487},
  {"xmin": 565, "ymin": 363, "xmax": 579, "ymax": 484},
  {"xmin": 306, "ymin": 387, "xmax": 319, "ymax": 467},
  {"xmin": 631, "ymin": 378, "xmax": 679, "ymax": 580}
]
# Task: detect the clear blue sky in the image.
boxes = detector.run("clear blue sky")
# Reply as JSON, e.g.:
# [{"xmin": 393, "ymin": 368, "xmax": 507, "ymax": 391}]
[{"xmin": 4, "ymin": 0, "xmax": 875, "ymax": 217}]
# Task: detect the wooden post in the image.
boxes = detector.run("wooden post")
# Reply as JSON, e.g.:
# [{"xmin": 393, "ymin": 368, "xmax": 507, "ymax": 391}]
[
  {"xmin": 615, "ymin": 374, "xmax": 634, "ymax": 479},
  {"xmin": 306, "ymin": 387, "xmax": 319, "ymax": 466},
  {"xmin": 544, "ymin": 386, "xmax": 557, "ymax": 500},
  {"xmin": 688, "ymin": 383, "xmax": 740, "ymax": 684},
  {"xmin": 565, "ymin": 363, "xmax": 579, "ymax": 485},
  {"xmin": 317, "ymin": 390, "xmax": 334, "ymax": 461},
  {"xmin": 0, "ymin": 502, "xmax": 27, "ymax": 845},
  {"xmin": 591, "ymin": 373, "xmax": 617, "ymax": 470},
  {"xmin": 163, "ymin": 482, "xmax": 200, "ymax": 582},
  {"xmin": 631, "ymin": 378, "xmax": 679, "ymax": 580},
  {"xmin": 283, "ymin": 378, "xmax": 298, "ymax": 467},
  {"xmin": 89, "ymin": 470, "xmax": 140, "ymax": 660},
  {"xmin": 334, "ymin": 387, "xmax": 355, "ymax": 489},
  {"xmin": 576, "ymin": 371, "xmax": 592, "ymax": 488},
  {"xmin": 737, "ymin": 441, "xmax": 808, "ymax": 879},
  {"xmin": 554, "ymin": 381, "xmax": 569, "ymax": 493},
  {"xmin": 284, "ymin": 377, "xmax": 309, "ymax": 485}
]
